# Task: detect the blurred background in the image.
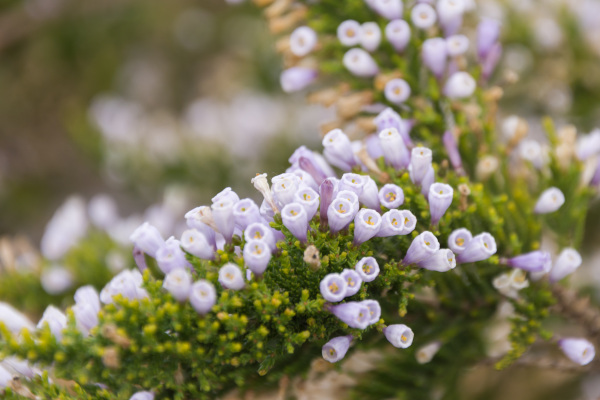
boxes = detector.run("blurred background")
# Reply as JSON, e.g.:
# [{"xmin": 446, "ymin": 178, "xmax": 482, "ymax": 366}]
[{"xmin": 0, "ymin": 0, "xmax": 600, "ymax": 398}]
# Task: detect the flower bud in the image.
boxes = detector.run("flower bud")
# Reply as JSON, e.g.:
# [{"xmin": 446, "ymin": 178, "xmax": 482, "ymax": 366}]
[
  {"xmin": 417, "ymin": 249, "xmax": 456, "ymax": 272},
  {"xmin": 327, "ymin": 198, "xmax": 356, "ymax": 234},
  {"xmin": 322, "ymin": 335, "xmax": 353, "ymax": 363},
  {"xmin": 534, "ymin": 187, "xmax": 565, "ymax": 214},
  {"xmin": 211, "ymin": 200, "xmax": 235, "ymax": 243},
  {"xmin": 410, "ymin": 147, "xmax": 433, "ymax": 185},
  {"xmin": 329, "ymin": 302, "xmax": 371, "ymax": 329},
  {"xmin": 37, "ymin": 305, "xmax": 67, "ymax": 340},
  {"xmin": 429, "ymin": 182, "xmax": 454, "ymax": 225},
  {"xmin": 281, "ymin": 203, "xmax": 309, "ymax": 242},
  {"xmin": 446, "ymin": 34, "xmax": 469, "ymax": 56},
  {"xmin": 481, "ymin": 42, "xmax": 501, "ymax": 82},
  {"xmin": 411, "ymin": 3, "xmax": 437, "ymax": 29},
  {"xmin": 456, "ymin": 232, "xmax": 496, "ymax": 263},
  {"xmin": 385, "ymin": 19, "xmax": 411, "ymax": 52},
  {"xmin": 360, "ymin": 22, "xmax": 382, "ymax": 52},
  {"xmin": 156, "ymin": 237, "xmax": 190, "ymax": 274},
  {"xmin": 130, "ymin": 222, "xmax": 164, "ymax": 258},
  {"xmin": 163, "ymin": 268, "xmax": 192, "ymax": 302},
  {"xmin": 384, "ymin": 324, "xmax": 414, "ymax": 348},
  {"xmin": 323, "ymin": 129, "xmax": 357, "ymax": 171},
  {"xmin": 355, "ymin": 256, "xmax": 380, "ymax": 282},
  {"xmin": 403, "ymin": 231, "xmax": 440, "ymax": 264},
  {"xmin": 558, "ymin": 338, "xmax": 595, "ymax": 366},
  {"xmin": 181, "ymin": 229, "xmax": 214, "ymax": 260},
  {"xmin": 243, "ymin": 239, "xmax": 272, "ymax": 276},
  {"xmin": 320, "ymin": 273, "xmax": 348, "ymax": 302},
  {"xmin": 444, "ymin": 72, "xmax": 476, "ymax": 99},
  {"xmin": 298, "ymin": 156, "xmax": 328, "ymax": 186},
  {"xmin": 319, "ymin": 178, "xmax": 336, "ymax": 227},
  {"xmin": 379, "ymin": 128, "xmax": 410, "ymax": 169},
  {"xmin": 505, "ymin": 251, "xmax": 551, "ymax": 273},
  {"xmin": 343, "ymin": 48, "xmax": 379, "ymax": 78},
  {"xmin": 549, "ymin": 248, "xmax": 582, "ymax": 282},
  {"xmin": 337, "ymin": 20, "xmax": 362, "ymax": 46},
  {"xmin": 384, "ymin": 78, "xmax": 411, "ymax": 104},
  {"xmin": 442, "ymin": 130, "xmax": 463, "ymax": 173},
  {"xmin": 290, "ymin": 26, "xmax": 317, "ymax": 57},
  {"xmin": 361, "ymin": 299, "xmax": 381, "ymax": 324},
  {"xmin": 372, "ymin": 0, "xmax": 403, "ymax": 19},
  {"xmin": 218, "ymin": 263, "xmax": 245, "ymax": 290},
  {"xmin": 280, "ymin": 67, "xmax": 317, "ymax": 93},
  {"xmin": 189, "ymin": 280, "xmax": 216, "ymax": 315},
  {"xmin": 359, "ymin": 176, "xmax": 381, "ymax": 210},
  {"xmin": 416, "ymin": 341, "xmax": 442, "ymax": 364},
  {"xmin": 353, "ymin": 209, "xmax": 382, "ymax": 246},
  {"xmin": 233, "ymin": 199, "xmax": 261, "ymax": 231},
  {"xmin": 422, "ymin": 38, "xmax": 447, "ymax": 79},
  {"xmin": 341, "ymin": 269, "xmax": 362, "ymax": 297},
  {"xmin": 447, "ymin": 228, "xmax": 472, "ymax": 254}
]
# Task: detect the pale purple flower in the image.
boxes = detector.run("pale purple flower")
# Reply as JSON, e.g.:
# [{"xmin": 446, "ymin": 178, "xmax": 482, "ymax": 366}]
[
  {"xmin": 37, "ymin": 305, "xmax": 67, "ymax": 340},
  {"xmin": 337, "ymin": 20, "xmax": 362, "ymax": 46},
  {"xmin": 477, "ymin": 18, "xmax": 501, "ymax": 61},
  {"xmin": 130, "ymin": 391, "xmax": 155, "ymax": 400},
  {"xmin": 444, "ymin": 72, "xmax": 476, "ymax": 99},
  {"xmin": 218, "ymin": 263, "xmax": 245, "ymax": 290},
  {"xmin": 447, "ymin": 228, "xmax": 472, "ymax": 254},
  {"xmin": 359, "ymin": 176, "xmax": 381, "ymax": 210},
  {"xmin": 320, "ymin": 273, "xmax": 348, "ymax": 302},
  {"xmin": 0, "ymin": 303, "xmax": 34, "ymax": 334},
  {"xmin": 243, "ymin": 239, "xmax": 272, "ymax": 276},
  {"xmin": 41, "ymin": 265, "xmax": 73, "ymax": 295},
  {"xmin": 298, "ymin": 156, "xmax": 328, "ymax": 186},
  {"xmin": 244, "ymin": 222, "xmax": 276, "ymax": 251},
  {"xmin": 327, "ymin": 198, "xmax": 356, "ymax": 234},
  {"xmin": 411, "ymin": 3, "xmax": 437, "ymax": 29},
  {"xmin": 481, "ymin": 42, "xmax": 502, "ymax": 82},
  {"xmin": 181, "ymin": 229, "xmax": 214, "ymax": 260},
  {"xmin": 372, "ymin": 0, "xmax": 403, "ymax": 19},
  {"xmin": 337, "ymin": 190, "xmax": 360, "ymax": 215},
  {"xmin": 416, "ymin": 341, "xmax": 442, "ymax": 364},
  {"xmin": 429, "ymin": 183, "xmax": 454, "ymax": 225},
  {"xmin": 420, "ymin": 165, "xmax": 435, "ymax": 196},
  {"xmin": 410, "ymin": 147, "xmax": 433, "ymax": 185},
  {"xmin": 339, "ymin": 173, "xmax": 365, "ymax": 196},
  {"xmin": 156, "ymin": 237, "xmax": 190, "ymax": 274},
  {"xmin": 74, "ymin": 285, "xmax": 100, "ymax": 313},
  {"xmin": 353, "ymin": 209, "xmax": 382, "ymax": 245},
  {"xmin": 130, "ymin": 222, "xmax": 164, "ymax": 258},
  {"xmin": 384, "ymin": 79, "xmax": 411, "ymax": 104},
  {"xmin": 385, "ymin": 19, "xmax": 411, "ymax": 52},
  {"xmin": 163, "ymin": 268, "xmax": 192, "ymax": 302},
  {"xmin": 360, "ymin": 22, "xmax": 382, "ymax": 52},
  {"xmin": 294, "ymin": 187, "xmax": 320, "ymax": 221},
  {"xmin": 355, "ymin": 256, "xmax": 380, "ymax": 282},
  {"xmin": 384, "ymin": 324, "xmax": 414, "ymax": 348},
  {"xmin": 399, "ymin": 210, "xmax": 417, "ymax": 234},
  {"xmin": 280, "ymin": 67, "xmax": 317, "ymax": 93},
  {"xmin": 319, "ymin": 178, "xmax": 336, "ymax": 227},
  {"xmin": 442, "ymin": 130, "xmax": 463, "ymax": 173},
  {"xmin": 361, "ymin": 299, "xmax": 381, "ymax": 324},
  {"xmin": 446, "ymin": 34, "xmax": 469, "ymax": 56},
  {"xmin": 378, "ymin": 184, "xmax": 404, "ymax": 209},
  {"xmin": 418, "ymin": 249, "xmax": 456, "ymax": 272},
  {"xmin": 505, "ymin": 251, "xmax": 551, "ymax": 273},
  {"xmin": 0, "ymin": 365, "xmax": 12, "ymax": 388},
  {"xmin": 558, "ymin": 338, "xmax": 595, "ymax": 366},
  {"xmin": 575, "ymin": 129, "xmax": 600, "ymax": 161},
  {"xmin": 282, "ymin": 203, "xmax": 309, "ymax": 242},
  {"xmin": 322, "ymin": 129, "xmax": 356, "ymax": 171},
  {"xmin": 189, "ymin": 280, "xmax": 216, "ymax": 315},
  {"xmin": 100, "ymin": 269, "xmax": 149, "ymax": 304},
  {"xmin": 329, "ymin": 302, "xmax": 371, "ymax": 329},
  {"xmin": 322, "ymin": 335, "xmax": 353, "ymax": 363},
  {"xmin": 212, "ymin": 199, "xmax": 236, "ymax": 243},
  {"xmin": 212, "ymin": 187, "xmax": 240, "ymax": 205},
  {"xmin": 456, "ymin": 232, "xmax": 496, "ymax": 263},
  {"xmin": 184, "ymin": 206, "xmax": 217, "ymax": 247},
  {"xmin": 41, "ymin": 196, "xmax": 88, "ymax": 261},
  {"xmin": 341, "ymin": 269, "xmax": 362, "ymax": 297},
  {"xmin": 273, "ymin": 177, "xmax": 300, "ymax": 209},
  {"xmin": 403, "ymin": 231, "xmax": 440, "ymax": 264},
  {"xmin": 377, "ymin": 209, "xmax": 405, "ymax": 237},
  {"xmin": 374, "ymin": 107, "xmax": 413, "ymax": 147},
  {"xmin": 437, "ymin": 0, "xmax": 464, "ymax": 36},
  {"xmin": 233, "ymin": 199, "xmax": 261, "ymax": 231},
  {"xmin": 534, "ymin": 187, "xmax": 565, "ymax": 214},
  {"xmin": 379, "ymin": 128, "xmax": 410, "ymax": 169},
  {"xmin": 343, "ymin": 48, "xmax": 379, "ymax": 78},
  {"xmin": 290, "ymin": 26, "xmax": 317, "ymax": 57},
  {"xmin": 422, "ymin": 38, "xmax": 447, "ymax": 79},
  {"xmin": 72, "ymin": 302, "xmax": 99, "ymax": 335},
  {"xmin": 550, "ymin": 248, "xmax": 582, "ymax": 282},
  {"xmin": 88, "ymin": 194, "xmax": 119, "ymax": 230}
]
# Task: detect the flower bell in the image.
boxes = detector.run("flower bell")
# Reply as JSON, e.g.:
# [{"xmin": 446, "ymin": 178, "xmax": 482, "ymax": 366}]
[
  {"xmin": 289, "ymin": 26, "xmax": 317, "ymax": 57},
  {"xmin": 273, "ymin": 176, "xmax": 300, "ymax": 207},
  {"xmin": 444, "ymin": 72, "xmax": 476, "ymax": 99},
  {"xmin": 211, "ymin": 200, "xmax": 235, "ymax": 243},
  {"xmin": 37, "ymin": 305, "xmax": 67, "ymax": 340},
  {"xmin": 343, "ymin": 48, "xmax": 379, "ymax": 78},
  {"xmin": 218, "ymin": 263, "xmax": 245, "ymax": 290},
  {"xmin": 294, "ymin": 187, "xmax": 320, "ymax": 221},
  {"xmin": 549, "ymin": 248, "xmax": 582, "ymax": 282},
  {"xmin": 446, "ymin": 34, "xmax": 469, "ymax": 56},
  {"xmin": 322, "ymin": 335, "xmax": 353, "ymax": 363},
  {"xmin": 447, "ymin": 228, "xmax": 472, "ymax": 254},
  {"xmin": 422, "ymin": 38, "xmax": 447, "ymax": 80},
  {"xmin": 280, "ymin": 67, "xmax": 318, "ymax": 93},
  {"xmin": 378, "ymin": 184, "xmax": 404, "ymax": 209},
  {"xmin": 281, "ymin": 203, "xmax": 309, "ymax": 242},
  {"xmin": 156, "ymin": 237, "xmax": 191, "ymax": 274},
  {"xmin": 360, "ymin": 22, "xmax": 382, "ymax": 52},
  {"xmin": 212, "ymin": 187, "xmax": 240, "ymax": 205},
  {"xmin": 534, "ymin": 187, "xmax": 565, "ymax": 214},
  {"xmin": 184, "ymin": 206, "xmax": 217, "ymax": 246},
  {"xmin": 322, "ymin": 129, "xmax": 357, "ymax": 171},
  {"xmin": 244, "ymin": 222, "xmax": 277, "ymax": 251},
  {"xmin": 456, "ymin": 232, "xmax": 496, "ymax": 263},
  {"xmin": 411, "ymin": 3, "xmax": 437, "ymax": 29},
  {"xmin": 361, "ymin": 299, "xmax": 381, "ymax": 324},
  {"xmin": 384, "ymin": 324, "xmax": 414, "ymax": 348},
  {"xmin": 355, "ymin": 256, "xmax": 380, "ymax": 282},
  {"xmin": 327, "ymin": 197, "xmax": 356, "ymax": 234},
  {"xmin": 189, "ymin": 280, "xmax": 216, "ymax": 315},
  {"xmin": 374, "ymin": 107, "xmax": 413, "ymax": 147},
  {"xmin": 181, "ymin": 229, "xmax": 215, "ymax": 260},
  {"xmin": 372, "ymin": 0, "xmax": 403, "ymax": 19},
  {"xmin": 428, "ymin": 182, "xmax": 454, "ymax": 225},
  {"xmin": 379, "ymin": 127, "xmax": 410, "ymax": 169},
  {"xmin": 337, "ymin": 20, "xmax": 362, "ymax": 46},
  {"xmin": 341, "ymin": 269, "xmax": 362, "ymax": 297},
  {"xmin": 504, "ymin": 251, "xmax": 552, "ymax": 273},
  {"xmin": 437, "ymin": 0, "xmax": 465, "ymax": 36},
  {"xmin": 377, "ymin": 209, "xmax": 405, "ymax": 237},
  {"xmin": 403, "ymin": 231, "xmax": 440, "ymax": 265},
  {"xmin": 410, "ymin": 147, "xmax": 433, "ymax": 186},
  {"xmin": 477, "ymin": 18, "xmax": 501, "ymax": 62},
  {"xmin": 72, "ymin": 301, "xmax": 98, "ymax": 335},
  {"xmin": 233, "ymin": 199, "xmax": 261, "ymax": 231},
  {"xmin": 130, "ymin": 222, "xmax": 165, "ymax": 258},
  {"xmin": 329, "ymin": 302, "xmax": 371, "ymax": 329},
  {"xmin": 339, "ymin": 173, "xmax": 366, "ymax": 196},
  {"xmin": 163, "ymin": 268, "xmax": 192, "ymax": 302},
  {"xmin": 384, "ymin": 78, "xmax": 411, "ymax": 104},
  {"xmin": 442, "ymin": 130, "xmax": 463, "ymax": 174},
  {"xmin": 416, "ymin": 341, "xmax": 442, "ymax": 364},
  {"xmin": 320, "ymin": 273, "xmax": 348, "ymax": 302},
  {"xmin": 243, "ymin": 239, "xmax": 272, "ymax": 276},
  {"xmin": 558, "ymin": 338, "xmax": 595, "ymax": 366},
  {"xmin": 417, "ymin": 249, "xmax": 456, "ymax": 272},
  {"xmin": 359, "ymin": 176, "xmax": 381, "ymax": 210},
  {"xmin": 337, "ymin": 190, "xmax": 360, "ymax": 215},
  {"xmin": 399, "ymin": 210, "xmax": 417, "ymax": 234},
  {"xmin": 353, "ymin": 209, "xmax": 382, "ymax": 245},
  {"xmin": 385, "ymin": 19, "xmax": 411, "ymax": 52},
  {"xmin": 100, "ymin": 269, "xmax": 149, "ymax": 304}
]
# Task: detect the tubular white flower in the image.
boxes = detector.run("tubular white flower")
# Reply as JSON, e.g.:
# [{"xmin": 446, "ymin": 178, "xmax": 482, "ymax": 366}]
[
  {"xmin": 184, "ymin": 206, "xmax": 217, "ymax": 246},
  {"xmin": 361, "ymin": 299, "xmax": 381, "ymax": 324},
  {"xmin": 251, "ymin": 173, "xmax": 279, "ymax": 214},
  {"xmin": 163, "ymin": 268, "xmax": 192, "ymax": 302},
  {"xmin": 378, "ymin": 184, "xmax": 404, "ymax": 209},
  {"xmin": 456, "ymin": 233, "xmax": 497, "ymax": 263},
  {"xmin": 385, "ymin": 19, "xmax": 411, "ymax": 52},
  {"xmin": 37, "ymin": 305, "xmax": 67, "ymax": 340},
  {"xmin": 420, "ymin": 165, "xmax": 435, "ymax": 196},
  {"xmin": 281, "ymin": 203, "xmax": 309, "ymax": 243},
  {"xmin": 416, "ymin": 341, "xmax": 442, "ymax": 364},
  {"xmin": 492, "ymin": 273, "xmax": 516, "ymax": 298},
  {"xmin": 130, "ymin": 222, "xmax": 165, "ymax": 258},
  {"xmin": 211, "ymin": 200, "xmax": 235, "ymax": 243},
  {"xmin": 353, "ymin": 209, "xmax": 382, "ymax": 246},
  {"xmin": 189, "ymin": 280, "xmax": 216, "ymax": 315},
  {"xmin": 417, "ymin": 249, "xmax": 456, "ymax": 272},
  {"xmin": 156, "ymin": 237, "xmax": 190, "ymax": 274},
  {"xmin": 436, "ymin": 0, "xmax": 465, "ymax": 36},
  {"xmin": 243, "ymin": 239, "xmax": 272, "ymax": 276},
  {"xmin": 355, "ymin": 256, "xmax": 380, "ymax": 282},
  {"xmin": 508, "ymin": 269, "xmax": 529, "ymax": 290},
  {"xmin": 396, "ymin": 210, "xmax": 416, "ymax": 235},
  {"xmin": 322, "ymin": 335, "xmax": 353, "ymax": 363},
  {"xmin": 377, "ymin": 209, "xmax": 405, "ymax": 237},
  {"xmin": 0, "ymin": 302, "xmax": 34, "ymax": 334},
  {"xmin": 446, "ymin": 34, "xmax": 469, "ymax": 56},
  {"xmin": 360, "ymin": 22, "xmax": 382, "ymax": 52},
  {"xmin": 422, "ymin": 38, "xmax": 447, "ymax": 79},
  {"xmin": 320, "ymin": 273, "xmax": 348, "ymax": 302},
  {"xmin": 575, "ymin": 129, "xmax": 600, "ymax": 161},
  {"xmin": 41, "ymin": 265, "xmax": 73, "ymax": 295},
  {"xmin": 372, "ymin": 0, "xmax": 403, "ymax": 19},
  {"xmin": 233, "ymin": 198, "xmax": 261, "ymax": 231},
  {"xmin": 558, "ymin": 338, "xmax": 595, "ymax": 366},
  {"xmin": 181, "ymin": 229, "xmax": 214, "ymax": 260},
  {"xmin": 322, "ymin": 129, "xmax": 356, "ymax": 171},
  {"xmin": 384, "ymin": 78, "xmax": 411, "ymax": 104},
  {"xmin": 218, "ymin": 263, "xmax": 245, "ymax": 290},
  {"xmin": 292, "ymin": 169, "xmax": 318, "ymax": 191},
  {"xmin": 273, "ymin": 177, "xmax": 300, "ymax": 208},
  {"xmin": 72, "ymin": 302, "xmax": 98, "ymax": 335},
  {"xmin": 343, "ymin": 48, "xmax": 379, "ymax": 78},
  {"xmin": 329, "ymin": 302, "xmax": 371, "ymax": 329},
  {"xmin": 244, "ymin": 222, "xmax": 277, "ymax": 251},
  {"xmin": 379, "ymin": 127, "xmax": 410, "ymax": 169},
  {"xmin": 327, "ymin": 198, "xmax": 356, "ymax": 234},
  {"xmin": 444, "ymin": 72, "xmax": 476, "ymax": 99},
  {"xmin": 403, "ymin": 231, "xmax": 440, "ymax": 265},
  {"xmin": 384, "ymin": 324, "xmax": 414, "ymax": 348},
  {"xmin": 280, "ymin": 67, "xmax": 317, "ymax": 93},
  {"xmin": 534, "ymin": 187, "xmax": 565, "ymax": 214},
  {"xmin": 290, "ymin": 26, "xmax": 317, "ymax": 57},
  {"xmin": 294, "ymin": 187, "xmax": 320, "ymax": 221},
  {"xmin": 337, "ymin": 20, "xmax": 362, "ymax": 46},
  {"xmin": 519, "ymin": 139, "xmax": 545, "ymax": 169},
  {"xmin": 429, "ymin": 182, "xmax": 454, "ymax": 225},
  {"xmin": 100, "ymin": 269, "xmax": 149, "ymax": 304},
  {"xmin": 411, "ymin": 3, "xmax": 437, "ymax": 29},
  {"xmin": 212, "ymin": 187, "xmax": 240, "ymax": 205},
  {"xmin": 476, "ymin": 155, "xmax": 499, "ymax": 180},
  {"xmin": 74, "ymin": 285, "xmax": 101, "ymax": 313},
  {"xmin": 549, "ymin": 248, "xmax": 582, "ymax": 283},
  {"xmin": 337, "ymin": 190, "xmax": 360, "ymax": 215},
  {"xmin": 339, "ymin": 173, "xmax": 365, "ymax": 196},
  {"xmin": 447, "ymin": 228, "xmax": 472, "ymax": 254},
  {"xmin": 410, "ymin": 147, "xmax": 433, "ymax": 185},
  {"xmin": 341, "ymin": 269, "xmax": 362, "ymax": 297},
  {"xmin": 359, "ymin": 176, "xmax": 381, "ymax": 210}
]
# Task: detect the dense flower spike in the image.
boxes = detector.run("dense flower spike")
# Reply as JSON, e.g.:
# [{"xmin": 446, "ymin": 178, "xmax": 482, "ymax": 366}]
[
  {"xmin": 243, "ymin": 239, "xmax": 272, "ymax": 275},
  {"xmin": 218, "ymin": 263, "xmax": 245, "ymax": 290},
  {"xmin": 320, "ymin": 273, "xmax": 348, "ymax": 302},
  {"xmin": 280, "ymin": 67, "xmax": 318, "ymax": 93},
  {"xmin": 533, "ymin": 187, "xmax": 565, "ymax": 214},
  {"xmin": 447, "ymin": 228, "xmax": 472, "ymax": 254},
  {"xmin": 341, "ymin": 269, "xmax": 362, "ymax": 297},
  {"xmin": 378, "ymin": 183, "xmax": 404, "ymax": 209},
  {"xmin": 385, "ymin": 19, "xmax": 411, "ymax": 52},
  {"xmin": 321, "ymin": 335, "xmax": 353, "ymax": 363},
  {"xmin": 289, "ymin": 26, "xmax": 317, "ymax": 57},
  {"xmin": 417, "ymin": 249, "xmax": 456, "ymax": 272},
  {"xmin": 384, "ymin": 324, "xmax": 414, "ymax": 348},
  {"xmin": 549, "ymin": 248, "xmax": 582, "ymax": 282},
  {"xmin": 130, "ymin": 222, "xmax": 164, "ymax": 257},
  {"xmin": 343, "ymin": 48, "xmax": 379, "ymax": 78},
  {"xmin": 403, "ymin": 231, "xmax": 440, "ymax": 265},
  {"xmin": 558, "ymin": 338, "xmax": 595, "ymax": 366},
  {"xmin": 337, "ymin": 20, "xmax": 362, "ymax": 46},
  {"xmin": 379, "ymin": 128, "xmax": 410, "ymax": 169},
  {"xmin": 353, "ymin": 209, "xmax": 382, "ymax": 245},
  {"xmin": 456, "ymin": 233, "xmax": 497, "ymax": 263},
  {"xmin": 329, "ymin": 302, "xmax": 371, "ymax": 329},
  {"xmin": 163, "ymin": 268, "xmax": 192, "ymax": 302},
  {"xmin": 355, "ymin": 256, "xmax": 380, "ymax": 282},
  {"xmin": 189, "ymin": 280, "xmax": 216, "ymax": 315},
  {"xmin": 428, "ymin": 183, "xmax": 454, "ymax": 225},
  {"xmin": 504, "ymin": 251, "xmax": 552, "ymax": 273},
  {"xmin": 281, "ymin": 203, "xmax": 309, "ymax": 242},
  {"xmin": 181, "ymin": 229, "xmax": 214, "ymax": 260},
  {"xmin": 384, "ymin": 78, "xmax": 411, "ymax": 104}
]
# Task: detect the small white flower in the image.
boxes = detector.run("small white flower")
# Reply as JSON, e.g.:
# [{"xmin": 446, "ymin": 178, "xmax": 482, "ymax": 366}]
[{"xmin": 534, "ymin": 187, "xmax": 565, "ymax": 214}]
